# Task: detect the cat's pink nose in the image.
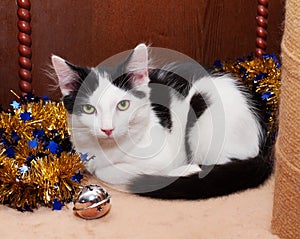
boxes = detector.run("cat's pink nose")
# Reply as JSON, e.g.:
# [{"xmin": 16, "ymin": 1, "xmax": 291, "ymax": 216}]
[{"xmin": 101, "ymin": 128, "xmax": 114, "ymax": 136}]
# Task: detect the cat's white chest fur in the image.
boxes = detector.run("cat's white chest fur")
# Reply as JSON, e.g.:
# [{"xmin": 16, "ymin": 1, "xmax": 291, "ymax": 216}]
[{"xmin": 71, "ymin": 110, "xmax": 191, "ymax": 184}]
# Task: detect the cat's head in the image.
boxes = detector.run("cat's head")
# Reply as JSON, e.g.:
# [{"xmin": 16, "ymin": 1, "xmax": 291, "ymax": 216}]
[{"xmin": 52, "ymin": 44, "xmax": 151, "ymax": 140}]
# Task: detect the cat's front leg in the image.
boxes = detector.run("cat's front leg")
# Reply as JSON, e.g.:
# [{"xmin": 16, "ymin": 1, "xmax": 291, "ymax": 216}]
[{"xmin": 94, "ymin": 163, "xmax": 142, "ymax": 185}]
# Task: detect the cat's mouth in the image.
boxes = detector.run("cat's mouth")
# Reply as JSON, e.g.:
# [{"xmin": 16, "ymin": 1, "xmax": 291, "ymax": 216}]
[
  {"xmin": 97, "ymin": 134, "xmax": 114, "ymax": 140},
  {"xmin": 90, "ymin": 130, "xmax": 114, "ymax": 139}
]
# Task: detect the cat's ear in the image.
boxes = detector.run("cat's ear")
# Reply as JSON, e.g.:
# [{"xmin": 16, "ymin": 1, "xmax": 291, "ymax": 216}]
[
  {"xmin": 126, "ymin": 44, "xmax": 149, "ymax": 86},
  {"xmin": 51, "ymin": 55, "xmax": 90, "ymax": 96}
]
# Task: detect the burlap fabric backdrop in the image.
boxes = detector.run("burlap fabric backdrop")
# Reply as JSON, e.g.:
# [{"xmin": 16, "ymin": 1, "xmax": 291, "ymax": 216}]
[{"xmin": 271, "ymin": 0, "xmax": 300, "ymax": 238}]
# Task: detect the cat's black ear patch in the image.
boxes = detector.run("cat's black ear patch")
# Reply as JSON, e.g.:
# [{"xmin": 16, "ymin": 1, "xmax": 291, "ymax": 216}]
[{"xmin": 52, "ymin": 55, "xmax": 91, "ymax": 96}]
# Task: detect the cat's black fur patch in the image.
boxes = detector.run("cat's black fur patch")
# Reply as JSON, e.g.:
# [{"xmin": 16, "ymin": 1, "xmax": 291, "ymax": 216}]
[
  {"xmin": 185, "ymin": 93, "xmax": 209, "ymax": 162},
  {"xmin": 149, "ymin": 68, "xmax": 191, "ymax": 98},
  {"xmin": 148, "ymin": 80, "xmax": 172, "ymax": 130},
  {"xmin": 111, "ymin": 73, "xmax": 133, "ymax": 91},
  {"xmin": 62, "ymin": 64, "xmax": 98, "ymax": 115},
  {"xmin": 111, "ymin": 73, "xmax": 146, "ymax": 99},
  {"xmin": 129, "ymin": 140, "xmax": 274, "ymax": 199},
  {"xmin": 147, "ymin": 68, "xmax": 194, "ymax": 130},
  {"xmin": 66, "ymin": 62, "xmax": 91, "ymax": 82},
  {"xmin": 63, "ymin": 92, "xmax": 80, "ymax": 114}
]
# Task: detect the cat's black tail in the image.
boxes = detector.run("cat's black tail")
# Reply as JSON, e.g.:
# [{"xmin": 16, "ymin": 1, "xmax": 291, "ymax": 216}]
[{"xmin": 129, "ymin": 144, "xmax": 274, "ymax": 200}]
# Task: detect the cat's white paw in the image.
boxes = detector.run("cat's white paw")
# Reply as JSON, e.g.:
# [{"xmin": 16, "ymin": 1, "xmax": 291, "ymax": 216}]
[
  {"xmin": 94, "ymin": 164, "xmax": 141, "ymax": 185},
  {"xmin": 168, "ymin": 164, "xmax": 202, "ymax": 177}
]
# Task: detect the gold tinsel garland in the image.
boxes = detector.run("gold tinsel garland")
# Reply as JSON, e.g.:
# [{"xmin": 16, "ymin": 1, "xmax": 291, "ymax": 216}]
[
  {"xmin": 214, "ymin": 53, "xmax": 281, "ymax": 139},
  {"xmin": 0, "ymin": 95, "xmax": 85, "ymax": 211}
]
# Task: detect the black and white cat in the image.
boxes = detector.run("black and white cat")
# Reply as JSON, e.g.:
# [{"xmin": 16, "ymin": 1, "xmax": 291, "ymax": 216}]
[{"xmin": 52, "ymin": 44, "xmax": 273, "ymax": 199}]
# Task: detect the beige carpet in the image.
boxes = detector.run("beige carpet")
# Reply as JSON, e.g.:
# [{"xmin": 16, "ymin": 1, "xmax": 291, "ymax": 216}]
[{"xmin": 0, "ymin": 175, "xmax": 278, "ymax": 239}]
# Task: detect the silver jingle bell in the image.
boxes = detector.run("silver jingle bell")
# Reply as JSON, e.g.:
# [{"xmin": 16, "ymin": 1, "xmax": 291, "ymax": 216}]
[{"xmin": 73, "ymin": 184, "xmax": 111, "ymax": 219}]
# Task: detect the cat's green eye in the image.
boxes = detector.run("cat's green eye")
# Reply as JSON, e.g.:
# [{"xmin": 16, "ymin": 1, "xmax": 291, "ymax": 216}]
[
  {"xmin": 82, "ymin": 104, "xmax": 96, "ymax": 114},
  {"xmin": 117, "ymin": 100, "xmax": 130, "ymax": 111}
]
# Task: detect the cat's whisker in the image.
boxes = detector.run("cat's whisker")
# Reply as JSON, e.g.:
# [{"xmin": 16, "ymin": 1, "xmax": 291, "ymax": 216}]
[{"xmin": 69, "ymin": 128, "xmax": 90, "ymax": 133}]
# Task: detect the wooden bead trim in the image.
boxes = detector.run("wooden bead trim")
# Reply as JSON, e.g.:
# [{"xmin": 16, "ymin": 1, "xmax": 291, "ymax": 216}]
[
  {"xmin": 255, "ymin": 0, "xmax": 269, "ymax": 57},
  {"xmin": 17, "ymin": 0, "xmax": 33, "ymax": 95}
]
